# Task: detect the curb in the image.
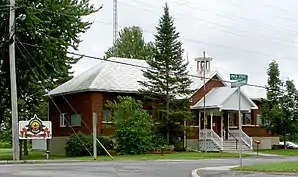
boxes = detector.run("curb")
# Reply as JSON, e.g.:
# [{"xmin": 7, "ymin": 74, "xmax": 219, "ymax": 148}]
[
  {"xmin": 190, "ymin": 168, "xmax": 200, "ymax": 177},
  {"xmin": 0, "ymin": 159, "xmax": 95, "ymax": 165},
  {"xmin": 191, "ymin": 165, "xmax": 240, "ymax": 177}
]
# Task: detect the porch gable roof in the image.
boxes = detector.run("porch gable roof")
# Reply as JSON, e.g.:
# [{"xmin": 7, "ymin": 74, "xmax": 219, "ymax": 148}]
[{"xmin": 190, "ymin": 87, "xmax": 258, "ymax": 111}]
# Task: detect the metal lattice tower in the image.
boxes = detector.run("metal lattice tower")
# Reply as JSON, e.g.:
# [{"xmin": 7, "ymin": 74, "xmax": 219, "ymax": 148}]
[{"xmin": 113, "ymin": 0, "xmax": 118, "ymax": 47}]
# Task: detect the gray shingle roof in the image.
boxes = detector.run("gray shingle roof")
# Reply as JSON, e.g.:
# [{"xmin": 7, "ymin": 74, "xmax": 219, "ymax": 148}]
[
  {"xmin": 48, "ymin": 57, "xmax": 266, "ymax": 100},
  {"xmin": 190, "ymin": 87, "xmax": 258, "ymax": 110}
]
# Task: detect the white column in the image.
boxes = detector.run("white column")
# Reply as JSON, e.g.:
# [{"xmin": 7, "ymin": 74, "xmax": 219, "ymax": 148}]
[
  {"xmin": 210, "ymin": 111, "xmax": 213, "ymax": 130},
  {"xmin": 198, "ymin": 111, "xmax": 201, "ymax": 129},
  {"xmin": 227, "ymin": 112, "xmax": 230, "ymax": 130},
  {"xmin": 221, "ymin": 112, "xmax": 224, "ymax": 138}
]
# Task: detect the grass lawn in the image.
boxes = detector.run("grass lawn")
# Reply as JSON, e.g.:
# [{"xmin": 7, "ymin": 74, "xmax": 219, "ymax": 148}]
[
  {"xmin": 254, "ymin": 149, "xmax": 298, "ymax": 156},
  {"xmin": 0, "ymin": 149, "xmax": 251, "ymax": 161},
  {"xmin": 233, "ymin": 161, "xmax": 298, "ymax": 173}
]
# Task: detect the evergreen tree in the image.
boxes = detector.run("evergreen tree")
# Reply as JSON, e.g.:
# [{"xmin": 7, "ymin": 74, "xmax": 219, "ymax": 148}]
[{"xmin": 139, "ymin": 3, "xmax": 193, "ymax": 143}]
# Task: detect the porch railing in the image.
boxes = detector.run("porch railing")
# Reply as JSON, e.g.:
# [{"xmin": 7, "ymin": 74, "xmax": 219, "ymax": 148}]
[
  {"xmin": 200, "ymin": 129, "xmax": 223, "ymax": 150},
  {"xmin": 240, "ymin": 130, "xmax": 253, "ymax": 150}
]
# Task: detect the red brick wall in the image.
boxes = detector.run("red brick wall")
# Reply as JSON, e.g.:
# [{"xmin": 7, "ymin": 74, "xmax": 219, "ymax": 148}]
[
  {"xmin": 49, "ymin": 92, "xmax": 94, "ymax": 137},
  {"xmin": 190, "ymin": 76, "xmax": 225, "ymax": 106},
  {"xmin": 251, "ymin": 100, "xmax": 262, "ymax": 126},
  {"xmin": 49, "ymin": 92, "xmax": 142, "ymax": 137}
]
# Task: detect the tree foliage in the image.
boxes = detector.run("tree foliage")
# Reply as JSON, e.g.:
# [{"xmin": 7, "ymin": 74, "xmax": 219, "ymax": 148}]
[
  {"xmin": 261, "ymin": 60, "xmax": 298, "ymax": 148},
  {"xmin": 104, "ymin": 26, "xmax": 154, "ymax": 59},
  {"xmin": 106, "ymin": 96, "xmax": 158, "ymax": 155},
  {"xmin": 138, "ymin": 3, "xmax": 193, "ymax": 143},
  {"xmin": 0, "ymin": 0, "xmax": 96, "ymax": 126}
]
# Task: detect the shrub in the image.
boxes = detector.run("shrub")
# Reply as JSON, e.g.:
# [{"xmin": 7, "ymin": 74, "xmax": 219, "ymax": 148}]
[
  {"xmin": 106, "ymin": 96, "xmax": 156, "ymax": 155},
  {"xmin": 65, "ymin": 133, "xmax": 114, "ymax": 157}
]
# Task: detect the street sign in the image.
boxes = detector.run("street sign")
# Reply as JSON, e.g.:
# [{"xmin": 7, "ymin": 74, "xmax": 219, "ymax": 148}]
[
  {"xmin": 19, "ymin": 114, "xmax": 52, "ymax": 140},
  {"xmin": 230, "ymin": 74, "xmax": 248, "ymax": 88},
  {"xmin": 230, "ymin": 74, "xmax": 248, "ymax": 81},
  {"xmin": 231, "ymin": 80, "xmax": 247, "ymax": 88}
]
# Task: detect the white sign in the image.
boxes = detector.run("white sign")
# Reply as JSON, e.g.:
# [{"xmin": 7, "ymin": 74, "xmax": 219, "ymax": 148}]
[
  {"xmin": 32, "ymin": 139, "xmax": 47, "ymax": 150},
  {"xmin": 19, "ymin": 114, "xmax": 52, "ymax": 140}
]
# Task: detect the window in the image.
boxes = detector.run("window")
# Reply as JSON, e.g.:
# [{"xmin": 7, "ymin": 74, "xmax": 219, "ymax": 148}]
[
  {"xmin": 70, "ymin": 113, "xmax": 82, "ymax": 127},
  {"xmin": 229, "ymin": 113, "xmax": 236, "ymax": 126},
  {"xmin": 102, "ymin": 109, "xmax": 112, "ymax": 123},
  {"xmin": 256, "ymin": 114, "xmax": 262, "ymax": 125},
  {"xmin": 60, "ymin": 113, "xmax": 67, "ymax": 127},
  {"xmin": 242, "ymin": 113, "xmax": 252, "ymax": 125}
]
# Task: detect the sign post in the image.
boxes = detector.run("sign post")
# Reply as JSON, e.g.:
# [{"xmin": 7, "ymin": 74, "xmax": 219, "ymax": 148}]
[
  {"xmin": 18, "ymin": 114, "xmax": 52, "ymax": 159},
  {"xmin": 230, "ymin": 74, "xmax": 248, "ymax": 168}
]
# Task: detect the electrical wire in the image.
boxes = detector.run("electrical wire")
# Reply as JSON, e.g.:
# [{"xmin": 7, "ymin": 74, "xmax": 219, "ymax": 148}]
[
  {"xmin": 14, "ymin": 3, "xmax": 298, "ymax": 64},
  {"xmin": 15, "ymin": 42, "xmax": 93, "ymax": 157},
  {"xmin": 16, "ymin": 37, "xmax": 114, "ymax": 159},
  {"xmin": 18, "ymin": 41, "xmax": 266, "ymax": 89}
]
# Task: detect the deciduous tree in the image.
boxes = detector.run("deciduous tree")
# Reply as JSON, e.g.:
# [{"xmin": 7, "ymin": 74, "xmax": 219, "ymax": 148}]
[
  {"xmin": 104, "ymin": 26, "xmax": 154, "ymax": 59},
  {"xmin": 0, "ymin": 0, "xmax": 96, "ymax": 125}
]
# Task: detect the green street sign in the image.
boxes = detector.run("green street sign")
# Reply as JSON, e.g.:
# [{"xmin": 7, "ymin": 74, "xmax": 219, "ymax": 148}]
[
  {"xmin": 230, "ymin": 74, "xmax": 248, "ymax": 81},
  {"xmin": 230, "ymin": 74, "xmax": 248, "ymax": 88},
  {"xmin": 231, "ymin": 80, "xmax": 247, "ymax": 88}
]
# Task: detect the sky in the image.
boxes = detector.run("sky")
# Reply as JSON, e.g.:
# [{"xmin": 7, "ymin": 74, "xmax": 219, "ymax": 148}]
[{"xmin": 71, "ymin": 0, "xmax": 298, "ymax": 87}]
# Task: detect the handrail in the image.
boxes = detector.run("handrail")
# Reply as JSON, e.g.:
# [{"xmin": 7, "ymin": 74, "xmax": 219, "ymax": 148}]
[
  {"xmin": 240, "ymin": 129, "xmax": 253, "ymax": 150},
  {"xmin": 228, "ymin": 131, "xmax": 238, "ymax": 150},
  {"xmin": 199, "ymin": 129, "xmax": 223, "ymax": 150},
  {"xmin": 210, "ymin": 129, "xmax": 223, "ymax": 150}
]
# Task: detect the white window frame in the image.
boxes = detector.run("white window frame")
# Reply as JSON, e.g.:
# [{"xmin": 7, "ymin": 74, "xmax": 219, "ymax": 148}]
[
  {"xmin": 60, "ymin": 113, "xmax": 67, "ymax": 127},
  {"xmin": 102, "ymin": 109, "xmax": 113, "ymax": 124},
  {"xmin": 242, "ymin": 113, "xmax": 253, "ymax": 125},
  {"xmin": 256, "ymin": 114, "xmax": 262, "ymax": 126}
]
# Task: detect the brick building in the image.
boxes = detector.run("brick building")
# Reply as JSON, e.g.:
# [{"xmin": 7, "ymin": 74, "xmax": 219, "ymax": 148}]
[{"xmin": 47, "ymin": 57, "xmax": 278, "ymax": 155}]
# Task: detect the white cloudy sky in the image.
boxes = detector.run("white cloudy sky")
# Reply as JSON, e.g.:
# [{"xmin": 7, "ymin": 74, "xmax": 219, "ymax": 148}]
[{"xmin": 71, "ymin": 0, "xmax": 298, "ymax": 87}]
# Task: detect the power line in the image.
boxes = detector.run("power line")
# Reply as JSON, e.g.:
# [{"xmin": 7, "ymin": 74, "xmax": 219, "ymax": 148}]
[
  {"xmin": 16, "ymin": 38, "xmax": 113, "ymax": 159},
  {"xmin": 5, "ymin": 2, "xmax": 298, "ymax": 63},
  {"xmin": 18, "ymin": 41, "xmax": 266, "ymax": 89},
  {"xmin": 14, "ymin": 2, "xmax": 298, "ymax": 50},
  {"xmin": 15, "ymin": 41, "xmax": 93, "ymax": 157},
  {"xmin": 124, "ymin": 0, "xmax": 298, "ymax": 47}
]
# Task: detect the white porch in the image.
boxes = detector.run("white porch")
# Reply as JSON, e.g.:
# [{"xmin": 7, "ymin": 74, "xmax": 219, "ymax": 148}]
[{"xmin": 190, "ymin": 87, "xmax": 258, "ymax": 152}]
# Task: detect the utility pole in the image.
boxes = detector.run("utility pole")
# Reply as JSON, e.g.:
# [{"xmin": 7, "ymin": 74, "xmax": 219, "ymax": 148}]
[
  {"xmin": 238, "ymin": 86, "xmax": 242, "ymax": 168},
  {"xmin": 93, "ymin": 112, "xmax": 97, "ymax": 160},
  {"xmin": 113, "ymin": 0, "xmax": 118, "ymax": 56},
  {"xmin": 9, "ymin": 0, "xmax": 20, "ymax": 161},
  {"xmin": 203, "ymin": 51, "xmax": 207, "ymax": 153}
]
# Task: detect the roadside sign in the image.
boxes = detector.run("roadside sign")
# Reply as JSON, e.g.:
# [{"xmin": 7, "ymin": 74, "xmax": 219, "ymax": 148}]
[
  {"xmin": 230, "ymin": 74, "xmax": 248, "ymax": 88},
  {"xmin": 19, "ymin": 114, "xmax": 52, "ymax": 140}
]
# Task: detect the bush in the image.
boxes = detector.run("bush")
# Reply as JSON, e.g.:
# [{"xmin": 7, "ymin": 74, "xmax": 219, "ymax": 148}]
[
  {"xmin": 106, "ymin": 96, "xmax": 156, "ymax": 155},
  {"xmin": 65, "ymin": 133, "xmax": 114, "ymax": 157}
]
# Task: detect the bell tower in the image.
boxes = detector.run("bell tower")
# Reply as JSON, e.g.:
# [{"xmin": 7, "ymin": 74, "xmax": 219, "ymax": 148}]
[{"xmin": 194, "ymin": 52, "xmax": 213, "ymax": 78}]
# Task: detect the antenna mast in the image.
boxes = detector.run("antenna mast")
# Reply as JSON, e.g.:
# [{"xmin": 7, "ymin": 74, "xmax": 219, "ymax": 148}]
[{"xmin": 113, "ymin": 0, "xmax": 118, "ymax": 48}]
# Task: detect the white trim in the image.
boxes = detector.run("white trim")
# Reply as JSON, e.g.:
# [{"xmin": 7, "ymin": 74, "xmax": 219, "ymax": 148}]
[
  {"xmin": 190, "ymin": 88, "xmax": 218, "ymax": 109},
  {"xmin": 189, "ymin": 71, "xmax": 229, "ymax": 99},
  {"xmin": 239, "ymin": 88, "xmax": 259, "ymax": 109},
  {"xmin": 60, "ymin": 113, "xmax": 67, "ymax": 127},
  {"xmin": 102, "ymin": 121, "xmax": 113, "ymax": 124}
]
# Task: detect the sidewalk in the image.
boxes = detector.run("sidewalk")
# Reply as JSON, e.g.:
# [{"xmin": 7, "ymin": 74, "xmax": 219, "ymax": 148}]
[{"xmin": 243, "ymin": 152, "xmax": 283, "ymax": 157}]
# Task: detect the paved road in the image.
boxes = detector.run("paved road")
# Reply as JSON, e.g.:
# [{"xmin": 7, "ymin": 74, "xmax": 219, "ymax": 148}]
[{"xmin": 1, "ymin": 156, "xmax": 298, "ymax": 177}]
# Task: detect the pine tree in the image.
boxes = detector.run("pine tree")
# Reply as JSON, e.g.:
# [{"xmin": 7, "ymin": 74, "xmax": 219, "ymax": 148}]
[{"xmin": 139, "ymin": 3, "xmax": 193, "ymax": 143}]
